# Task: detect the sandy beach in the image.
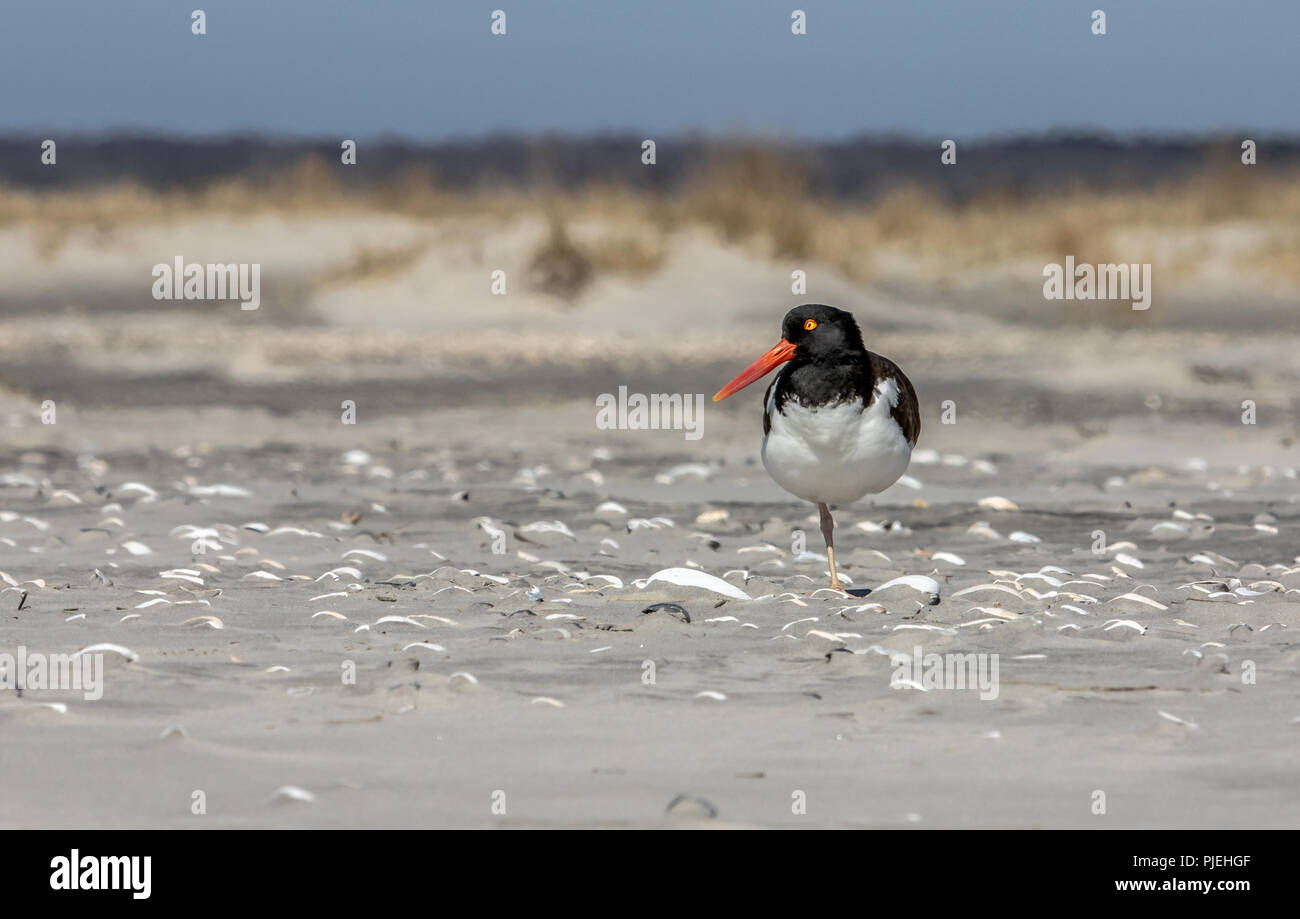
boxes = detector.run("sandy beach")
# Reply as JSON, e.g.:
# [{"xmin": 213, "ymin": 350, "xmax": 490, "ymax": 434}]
[{"xmin": 1, "ymin": 207, "xmax": 1297, "ymax": 829}]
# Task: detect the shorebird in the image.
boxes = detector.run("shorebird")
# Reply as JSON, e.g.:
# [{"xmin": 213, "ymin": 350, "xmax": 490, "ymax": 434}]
[{"xmin": 713, "ymin": 304, "xmax": 920, "ymax": 591}]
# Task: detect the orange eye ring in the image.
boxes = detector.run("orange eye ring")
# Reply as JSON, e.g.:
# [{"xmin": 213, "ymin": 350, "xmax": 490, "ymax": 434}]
[{"xmin": 803, "ymin": 319, "xmax": 817, "ymax": 331}]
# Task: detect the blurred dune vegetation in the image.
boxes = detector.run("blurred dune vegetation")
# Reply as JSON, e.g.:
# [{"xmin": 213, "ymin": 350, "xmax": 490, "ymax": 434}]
[{"xmin": 2, "ymin": 135, "xmax": 1299, "ymax": 294}]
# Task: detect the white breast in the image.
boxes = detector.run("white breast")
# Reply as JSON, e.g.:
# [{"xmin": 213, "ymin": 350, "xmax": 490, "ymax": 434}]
[{"xmin": 761, "ymin": 374, "xmax": 912, "ymax": 505}]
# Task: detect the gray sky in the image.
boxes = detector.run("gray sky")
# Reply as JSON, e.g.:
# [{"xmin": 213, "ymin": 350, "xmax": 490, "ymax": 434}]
[{"xmin": 3, "ymin": 0, "xmax": 1295, "ymax": 139}]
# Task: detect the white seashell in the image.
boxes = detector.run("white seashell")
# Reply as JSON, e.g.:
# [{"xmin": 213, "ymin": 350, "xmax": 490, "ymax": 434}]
[
  {"xmin": 268, "ymin": 526, "xmax": 324, "ymax": 538},
  {"xmin": 72, "ymin": 643, "xmax": 138, "ymax": 661},
  {"xmin": 520, "ymin": 520, "xmax": 577, "ymax": 539},
  {"xmin": 805, "ymin": 629, "xmax": 845, "ymax": 642},
  {"xmin": 1109, "ymin": 592, "xmax": 1167, "ymax": 610},
  {"xmin": 269, "ymin": 786, "xmax": 316, "ymax": 804},
  {"xmin": 1102, "ymin": 618, "xmax": 1148, "ymax": 634},
  {"xmin": 189, "ymin": 484, "xmax": 252, "ymax": 497},
  {"xmin": 638, "ymin": 567, "xmax": 750, "ymax": 600},
  {"xmin": 119, "ymin": 482, "xmax": 158, "ymax": 500},
  {"xmin": 180, "ymin": 616, "xmax": 223, "ymax": 629},
  {"xmin": 978, "ymin": 496, "xmax": 1019, "ymax": 511},
  {"xmin": 846, "ymin": 645, "xmax": 913, "ymax": 665},
  {"xmin": 832, "ymin": 603, "xmax": 887, "ymax": 616},
  {"xmin": 872, "ymin": 575, "xmax": 941, "ymax": 599},
  {"xmin": 627, "ymin": 517, "xmax": 673, "ymax": 531},
  {"xmin": 1156, "ymin": 710, "xmax": 1198, "ymax": 729},
  {"xmin": 964, "ymin": 606, "xmax": 1020, "ymax": 620},
  {"xmin": 170, "ymin": 525, "xmax": 221, "ymax": 540},
  {"xmin": 655, "ymin": 463, "xmax": 717, "ymax": 485},
  {"xmin": 316, "ymin": 566, "xmax": 363, "ymax": 581},
  {"xmin": 407, "ymin": 614, "xmax": 457, "ymax": 626},
  {"xmin": 373, "ymin": 616, "xmax": 427, "ymax": 628},
  {"xmin": 341, "ymin": 549, "xmax": 388, "ymax": 561},
  {"xmin": 581, "ymin": 574, "xmax": 624, "ymax": 588}
]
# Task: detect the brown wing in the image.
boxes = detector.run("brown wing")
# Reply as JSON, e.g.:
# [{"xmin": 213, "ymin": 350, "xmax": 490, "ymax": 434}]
[{"xmin": 867, "ymin": 352, "xmax": 920, "ymax": 447}]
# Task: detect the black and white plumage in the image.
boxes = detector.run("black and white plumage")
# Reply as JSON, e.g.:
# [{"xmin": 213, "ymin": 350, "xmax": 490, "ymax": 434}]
[{"xmin": 714, "ymin": 304, "xmax": 920, "ymax": 590}]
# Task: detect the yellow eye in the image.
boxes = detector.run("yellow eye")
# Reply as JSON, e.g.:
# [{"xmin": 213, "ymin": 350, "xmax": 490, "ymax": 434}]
[{"xmin": 803, "ymin": 319, "xmax": 817, "ymax": 331}]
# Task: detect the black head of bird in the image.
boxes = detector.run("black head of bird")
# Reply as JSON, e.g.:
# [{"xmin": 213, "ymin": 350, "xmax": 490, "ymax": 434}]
[{"xmin": 713, "ymin": 304, "xmax": 865, "ymax": 402}]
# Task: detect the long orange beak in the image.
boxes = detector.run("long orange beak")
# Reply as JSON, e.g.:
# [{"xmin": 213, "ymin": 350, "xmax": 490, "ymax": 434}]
[{"xmin": 712, "ymin": 339, "xmax": 798, "ymax": 402}]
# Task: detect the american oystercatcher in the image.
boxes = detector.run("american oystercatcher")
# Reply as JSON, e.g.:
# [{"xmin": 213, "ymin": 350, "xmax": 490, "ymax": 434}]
[{"xmin": 713, "ymin": 304, "xmax": 920, "ymax": 591}]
